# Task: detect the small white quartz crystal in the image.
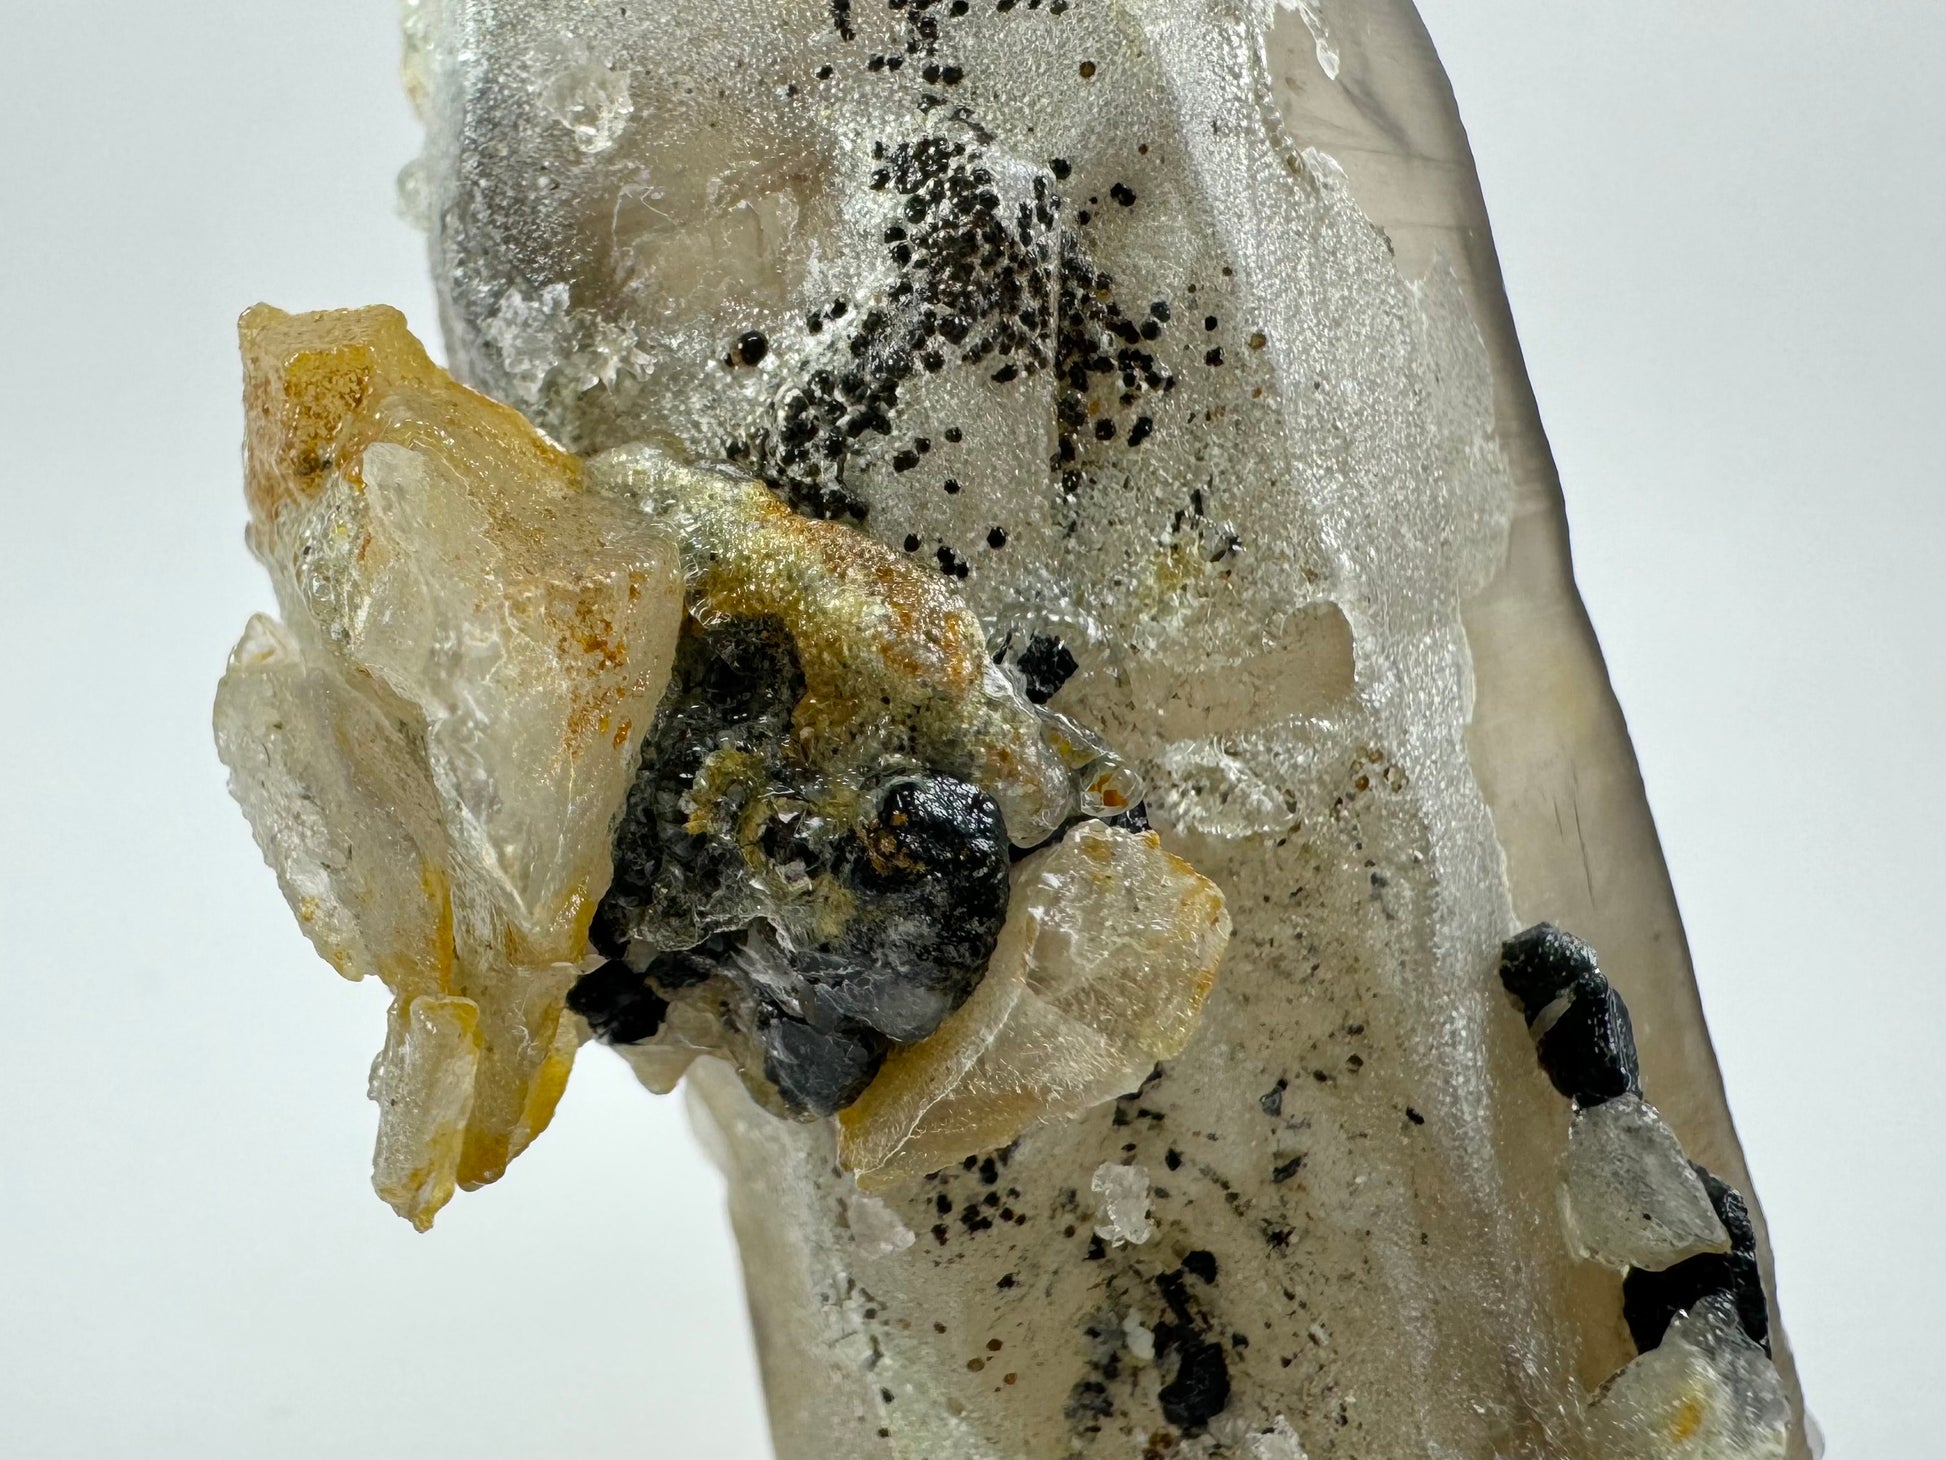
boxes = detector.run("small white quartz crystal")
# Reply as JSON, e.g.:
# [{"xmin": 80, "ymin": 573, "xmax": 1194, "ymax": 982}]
[
  {"xmin": 849, "ymin": 1194, "xmax": 917, "ymax": 1259},
  {"xmin": 1587, "ymin": 1296, "xmax": 1790, "ymax": 1459},
  {"xmin": 1248, "ymin": 1416, "xmax": 1312, "ymax": 1460},
  {"xmin": 1560, "ymin": 1094, "xmax": 1730, "ymax": 1271},
  {"xmin": 1092, "ymin": 1162, "xmax": 1155, "ymax": 1247}
]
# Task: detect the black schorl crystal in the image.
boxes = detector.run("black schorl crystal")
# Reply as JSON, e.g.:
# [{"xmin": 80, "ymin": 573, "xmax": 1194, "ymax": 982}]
[
  {"xmin": 1498, "ymin": 921, "xmax": 1600, "ymax": 1021},
  {"xmin": 1499, "ymin": 923, "xmax": 1641, "ymax": 1107},
  {"xmin": 566, "ymin": 960, "xmax": 670, "ymax": 1045},
  {"xmin": 836, "ymin": 775, "xmax": 1010, "ymax": 974},
  {"xmin": 1535, "ymin": 974, "xmax": 1641, "ymax": 1107},
  {"xmin": 586, "ymin": 614, "xmax": 1021, "ymax": 1110},
  {"xmin": 591, "ymin": 616, "xmax": 807, "ymax": 954},
  {"xmin": 1152, "ymin": 1267, "xmax": 1232, "ymax": 1433},
  {"xmin": 1015, "ymin": 632, "xmax": 1078, "ymax": 704},
  {"xmin": 643, "ymin": 930, "xmax": 742, "ymax": 990},
  {"xmin": 756, "ymin": 1004, "xmax": 887, "ymax": 1117},
  {"xmin": 1157, "ymin": 1339, "xmax": 1231, "ymax": 1433},
  {"xmin": 795, "ymin": 773, "xmax": 1013, "ymax": 1043},
  {"xmin": 1623, "ymin": 1165, "xmax": 1771, "ymax": 1355}
]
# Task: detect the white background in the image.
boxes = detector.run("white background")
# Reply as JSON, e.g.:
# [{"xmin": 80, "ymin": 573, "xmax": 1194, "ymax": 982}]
[{"xmin": 0, "ymin": 3, "xmax": 1938, "ymax": 1455}]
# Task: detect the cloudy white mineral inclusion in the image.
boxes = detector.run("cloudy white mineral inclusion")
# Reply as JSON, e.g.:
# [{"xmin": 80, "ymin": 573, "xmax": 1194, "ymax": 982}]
[
  {"xmin": 1560, "ymin": 1094, "xmax": 1730, "ymax": 1270},
  {"xmin": 539, "ymin": 55, "xmax": 632, "ymax": 154},
  {"xmin": 1091, "ymin": 1162, "xmax": 1155, "ymax": 1246},
  {"xmin": 1248, "ymin": 1416, "xmax": 1311, "ymax": 1460},
  {"xmin": 849, "ymin": 1195, "xmax": 917, "ymax": 1260}
]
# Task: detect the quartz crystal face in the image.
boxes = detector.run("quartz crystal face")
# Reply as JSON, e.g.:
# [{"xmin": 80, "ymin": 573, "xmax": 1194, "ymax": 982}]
[
  {"xmin": 212, "ymin": 0, "xmax": 1806, "ymax": 1453},
  {"xmin": 217, "ymin": 305, "xmax": 684, "ymax": 1225}
]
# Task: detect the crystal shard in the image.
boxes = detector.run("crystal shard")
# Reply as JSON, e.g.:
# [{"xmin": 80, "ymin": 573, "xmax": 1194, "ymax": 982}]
[
  {"xmin": 369, "ymin": 993, "xmax": 482, "ymax": 1230},
  {"xmin": 1092, "ymin": 1161, "xmax": 1157, "ymax": 1247},
  {"xmin": 1559, "ymin": 1094, "xmax": 1730, "ymax": 1272},
  {"xmin": 1587, "ymin": 1296, "xmax": 1790, "ymax": 1459},
  {"xmin": 217, "ymin": 306, "xmax": 684, "ymax": 1213}
]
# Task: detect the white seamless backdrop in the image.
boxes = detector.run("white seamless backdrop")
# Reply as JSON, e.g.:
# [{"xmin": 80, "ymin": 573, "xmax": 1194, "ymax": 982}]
[{"xmin": 0, "ymin": 4, "xmax": 1938, "ymax": 1455}]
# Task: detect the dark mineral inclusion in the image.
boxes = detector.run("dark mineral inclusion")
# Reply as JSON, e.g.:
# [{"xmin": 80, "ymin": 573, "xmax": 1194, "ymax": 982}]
[
  {"xmin": 571, "ymin": 615, "xmax": 1016, "ymax": 1117},
  {"xmin": 1499, "ymin": 926, "xmax": 1773, "ymax": 1360}
]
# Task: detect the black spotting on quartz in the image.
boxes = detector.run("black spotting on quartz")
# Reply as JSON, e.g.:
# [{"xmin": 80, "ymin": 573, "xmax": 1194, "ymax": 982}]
[
  {"xmin": 1498, "ymin": 922, "xmax": 1640, "ymax": 1107},
  {"xmin": 1015, "ymin": 632, "xmax": 1078, "ymax": 704},
  {"xmin": 1623, "ymin": 1164, "xmax": 1771, "ymax": 1356},
  {"xmin": 567, "ymin": 960, "xmax": 670, "ymax": 1046}
]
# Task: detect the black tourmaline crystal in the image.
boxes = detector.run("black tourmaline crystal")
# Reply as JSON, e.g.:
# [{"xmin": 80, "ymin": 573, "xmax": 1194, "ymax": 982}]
[
  {"xmin": 1498, "ymin": 923, "xmax": 1641, "ymax": 1107},
  {"xmin": 756, "ymin": 1004, "xmax": 887, "ymax": 1117},
  {"xmin": 1623, "ymin": 1164, "xmax": 1771, "ymax": 1355},
  {"xmin": 566, "ymin": 960, "xmax": 671, "ymax": 1046},
  {"xmin": 1498, "ymin": 921, "xmax": 1600, "ymax": 1019},
  {"xmin": 580, "ymin": 614, "xmax": 1020, "ymax": 1115}
]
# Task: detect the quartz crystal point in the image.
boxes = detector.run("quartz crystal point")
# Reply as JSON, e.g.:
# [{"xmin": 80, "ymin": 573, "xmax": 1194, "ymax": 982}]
[
  {"xmin": 385, "ymin": 0, "xmax": 1807, "ymax": 1452},
  {"xmin": 216, "ymin": 305, "xmax": 684, "ymax": 1225}
]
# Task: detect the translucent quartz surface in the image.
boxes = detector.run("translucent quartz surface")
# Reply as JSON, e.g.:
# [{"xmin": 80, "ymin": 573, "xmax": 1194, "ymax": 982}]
[
  {"xmin": 1559, "ymin": 1095, "xmax": 1729, "ymax": 1272},
  {"xmin": 216, "ymin": 306, "xmax": 684, "ymax": 1226},
  {"xmin": 402, "ymin": 0, "xmax": 1804, "ymax": 1451}
]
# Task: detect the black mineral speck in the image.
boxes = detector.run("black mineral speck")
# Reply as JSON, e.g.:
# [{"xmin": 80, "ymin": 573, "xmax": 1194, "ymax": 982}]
[
  {"xmin": 1181, "ymin": 1249, "xmax": 1219, "ymax": 1284},
  {"xmin": 1015, "ymin": 633, "xmax": 1078, "ymax": 704},
  {"xmin": 1204, "ymin": 347, "xmax": 1224, "ymax": 366},
  {"xmin": 735, "ymin": 331, "xmax": 769, "ymax": 366},
  {"xmin": 986, "ymin": 526, "xmax": 1008, "ymax": 549},
  {"xmin": 567, "ymin": 960, "xmax": 670, "ymax": 1046},
  {"xmin": 1109, "ymin": 182, "xmax": 1136, "ymax": 207},
  {"xmin": 1623, "ymin": 1165, "xmax": 1771, "ymax": 1355}
]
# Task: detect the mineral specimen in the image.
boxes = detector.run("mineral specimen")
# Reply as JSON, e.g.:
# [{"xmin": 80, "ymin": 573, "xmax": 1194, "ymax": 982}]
[
  {"xmin": 215, "ymin": 0, "xmax": 1813, "ymax": 1451},
  {"xmin": 1559, "ymin": 1094, "xmax": 1729, "ymax": 1272},
  {"xmin": 218, "ymin": 308, "xmax": 1228, "ymax": 1222}
]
